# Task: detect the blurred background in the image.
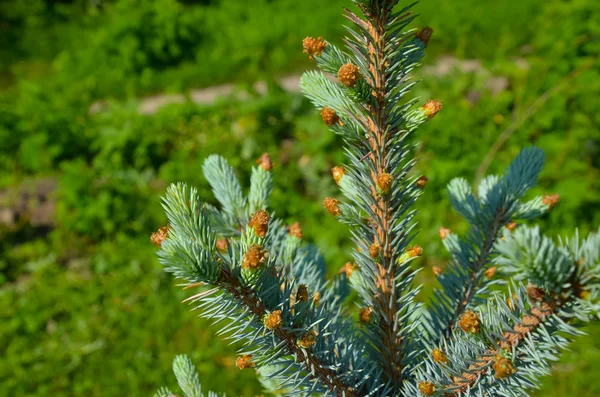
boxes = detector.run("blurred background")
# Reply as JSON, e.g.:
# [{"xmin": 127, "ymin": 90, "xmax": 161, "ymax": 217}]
[{"xmin": 0, "ymin": 0, "xmax": 598, "ymax": 395}]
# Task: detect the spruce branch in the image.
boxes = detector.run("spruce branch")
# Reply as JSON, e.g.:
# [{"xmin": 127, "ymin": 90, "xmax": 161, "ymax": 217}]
[{"xmin": 153, "ymin": 1, "xmax": 600, "ymax": 396}]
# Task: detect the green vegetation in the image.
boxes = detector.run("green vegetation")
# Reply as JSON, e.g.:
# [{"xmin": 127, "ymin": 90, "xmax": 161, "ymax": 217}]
[{"xmin": 0, "ymin": 0, "xmax": 598, "ymax": 395}]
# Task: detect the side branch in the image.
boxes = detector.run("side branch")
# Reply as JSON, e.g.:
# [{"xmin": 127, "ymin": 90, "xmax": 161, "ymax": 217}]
[
  {"xmin": 444, "ymin": 208, "xmax": 507, "ymax": 338},
  {"xmin": 219, "ymin": 268, "xmax": 356, "ymax": 397}
]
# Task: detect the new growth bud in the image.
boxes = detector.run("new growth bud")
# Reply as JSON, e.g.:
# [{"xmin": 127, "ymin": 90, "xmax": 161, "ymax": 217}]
[
  {"xmin": 302, "ymin": 36, "xmax": 327, "ymax": 60},
  {"xmin": 338, "ymin": 63, "xmax": 361, "ymax": 87},
  {"xmin": 256, "ymin": 153, "xmax": 272, "ymax": 171},
  {"xmin": 376, "ymin": 173, "xmax": 393, "ymax": 194},
  {"xmin": 236, "ymin": 354, "xmax": 255, "ymax": 370},
  {"xmin": 321, "ymin": 107, "xmax": 341, "ymax": 126},
  {"xmin": 332, "ymin": 166, "xmax": 346, "ymax": 185},
  {"xmin": 324, "ymin": 197, "xmax": 342, "ymax": 217},
  {"xmin": 264, "ymin": 310, "xmax": 282, "ymax": 330},
  {"xmin": 432, "ymin": 348, "xmax": 448, "ymax": 364},
  {"xmin": 416, "ymin": 176, "xmax": 428, "ymax": 189},
  {"xmin": 249, "ymin": 210, "xmax": 270, "ymax": 237},
  {"xmin": 458, "ymin": 310, "xmax": 481, "ymax": 334},
  {"xmin": 422, "ymin": 100, "xmax": 442, "ymax": 119},
  {"xmin": 418, "ymin": 381, "xmax": 436, "ymax": 396},
  {"xmin": 415, "ymin": 27, "xmax": 434, "ymax": 47},
  {"xmin": 542, "ymin": 194, "xmax": 560, "ymax": 210},
  {"xmin": 298, "ymin": 330, "xmax": 318, "ymax": 348},
  {"xmin": 151, "ymin": 225, "xmax": 171, "ymax": 247},
  {"xmin": 359, "ymin": 307, "xmax": 373, "ymax": 324},
  {"xmin": 288, "ymin": 222, "xmax": 303, "ymax": 238},
  {"xmin": 439, "ymin": 227, "xmax": 451, "ymax": 239},
  {"xmin": 243, "ymin": 244, "xmax": 268, "ymax": 270}
]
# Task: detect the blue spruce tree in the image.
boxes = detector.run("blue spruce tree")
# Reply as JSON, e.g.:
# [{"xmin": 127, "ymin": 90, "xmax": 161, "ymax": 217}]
[{"xmin": 152, "ymin": 1, "xmax": 600, "ymax": 395}]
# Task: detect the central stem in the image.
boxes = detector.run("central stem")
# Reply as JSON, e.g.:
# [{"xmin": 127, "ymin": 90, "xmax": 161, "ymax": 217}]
[{"xmin": 363, "ymin": 4, "xmax": 403, "ymax": 388}]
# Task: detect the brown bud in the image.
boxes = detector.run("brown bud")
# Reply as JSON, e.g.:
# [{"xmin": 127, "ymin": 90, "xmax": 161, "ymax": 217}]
[
  {"xmin": 216, "ymin": 237, "xmax": 228, "ymax": 252},
  {"xmin": 264, "ymin": 310, "xmax": 282, "ymax": 330},
  {"xmin": 256, "ymin": 153, "xmax": 272, "ymax": 171},
  {"xmin": 249, "ymin": 210, "xmax": 270, "ymax": 237},
  {"xmin": 359, "ymin": 306, "xmax": 373, "ymax": 324},
  {"xmin": 376, "ymin": 173, "xmax": 393, "ymax": 194},
  {"xmin": 236, "ymin": 354, "xmax": 255, "ymax": 370},
  {"xmin": 298, "ymin": 330, "xmax": 318, "ymax": 348},
  {"xmin": 321, "ymin": 107, "xmax": 340, "ymax": 127},
  {"xmin": 243, "ymin": 244, "xmax": 268, "ymax": 270},
  {"xmin": 416, "ymin": 176, "xmax": 428, "ymax": 189},
  {"xmin": 527, "ymin": 284, "xmax": 545, "ymax": 301},
  {"xmin": 407, "ymin": 245, "xmax": 423, "ymax": 258},
  {"xmin": 302, "ymin": 36, "xmax": 327, "ymax": 60},
  {"xmin": 296, "ymin": 284, "xmax": 309, "ymax": 303},
  {"xmin": 432, "ymin": 266, "xmax": 444, "ymax": 277},
  {"xmin": 150, "ymin": 225, "xmax": 170, "ymax": 247},
  {"xmin": 493, "ymin": 354, "xmax": 517, "ymax": 379},
  {"xmin": 439, "ymin": 226, "xmax": 451, "ymax": 240},
  {"xmin": 458, "ymin": 310, "xmax": 481, "ymax": 334},
  {"xmin": 288, "ymin": 222, "xmax": 303, "ymax": 238},
  {"xmin": 422, "ymin": 100, "xmax": 442, "ymax": 119},
  {"xmin": 505, "ymin": 221, "xmax": 517, "ymax": 232},
  {"xmin": 332, "ymin": 166, "xmax": 346, "ymax": 185},
  {"xmin": 485, "ymin": 266, "xmax": 497, "ymax": 279},
  {"xmin": 369, "ymin": 243, "xmax": 381, "ymax": 258},
  {"xmin": 418, "ymin": 381, "xmax": 436, "ymax": 396},
  {"xmin": 542, "ymin": 194, "xmax": 560, "ymax": 210},
  {"xmin": 415, "ymin": 26, "xmax": 434, "ymax": 47},
  {"xmin": 432, "ymin": 348, "xmax": 448, "ymax": 364},
  {"xmin": 324, "ymin": 197, "xmax": 342, "ymax": 217},
  {"xmin": 338, "ymin": 62, "xmax": 361, "ymax": 87},
  {"xmin": 339, "ymin": 262, "xmax": 359, "ymax": 278}
]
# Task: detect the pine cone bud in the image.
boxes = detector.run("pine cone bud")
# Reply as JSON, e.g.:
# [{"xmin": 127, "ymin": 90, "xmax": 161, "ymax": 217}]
[
  {"xmin": 407, "ymin": 245, "xmax": 423, "ymax": 258},
  {"xmin": 422, "ymin": 100, "xmax": 442, "ymax": 119},
  {"xmin": 505, "ymin": 221, "xmax": 517, "ymax": 231},
  {"xmin": 432, "ymin": 348, "xmax": 448, "ymax": 364},
  {"xmin": 302, "ymin": 36, "xmax": 327, "ymax": 60},
  {"xmin": 542, "ymin": 194, "xmax": 560, "ymax": 209},
  {"xmin": 376, "ymin": 173, "xmax": 393, "ymax": 194},
  {"xmin": 332, "ymin": 166, "xmax": 346, "ymax": 185},
  {"xmin": 256, "ymin": 152, "xmax": 272, "ymax": 171},
  {"xmin": 236, "ymin": 354, "xmax": 255, "ymax": 370},
  {"xmin": 369, "ymin": 243, "xmax": 381, "ymax": 258},
  {"xmin": 297, "ymin": 330, "xmax": 318, "ymax": 348},
  {"xmin": 249, "ymin": 210, "xmax": 270, "ymax": 237},
  {"xmin": 338, "ymin": 62, "xmax": 361, "ymax": 87},
  {"xmin": 432, "ymin": 266, "xmax": 443, "ymax": 277},
  {"xmin": 418, "ymin": 381, "xmax": 436, "ymax": 396},
  {"xmin": 493, "ymin": 354, "xmax": 517, "ymax": 379},
  {"xmin": 484, "ymin": 266, "xmax": 497, "ymax": 279},
  {"xmin": 416, "ymin": 176, "xmax": 428, "ymax": 189},
  {"xmin": 324, "ymin": 197, "xmax": 342, "ymax": 217},
  {"xmin": 264, "ymin": 310, "xmax": 282, "ymax": 330},
  {"xmin": 359, "ymin": 306, "xmax": 373, "ymax": 324},
  {"xmin": 339, "ymin": 262, "xmax": 358, "ymax": 278},
  {"xmin": 458, "ymin": 310, "xmax": 481, "ymax": 334},
  {"xmin": 150, "ymin": 225, "xmax": 171, "ymax": 247},
  {"xmin": 243, "ymin": 244, "xmax": 267, "ymax": 270},
  {"xmin": 415, "ymin": 27, "xmax": 434, "ymax": 47},
  {"xmin": 321, "ymin": 107, "xmax": 340, "ymax": 126},
  {"xmin": 288, "ymin": 222, "xmax": 303, "ymax": 238},
  {"xmin": 296, "ymin": 284, "xmax": 309, "ymax": 303},
  {"xmin": 216, "ymin": 237, "xmax": 228, "ymax": 252},
  {"xmin": 527, "ymin": 284, "xmax": 545, "ymax": 301}
]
